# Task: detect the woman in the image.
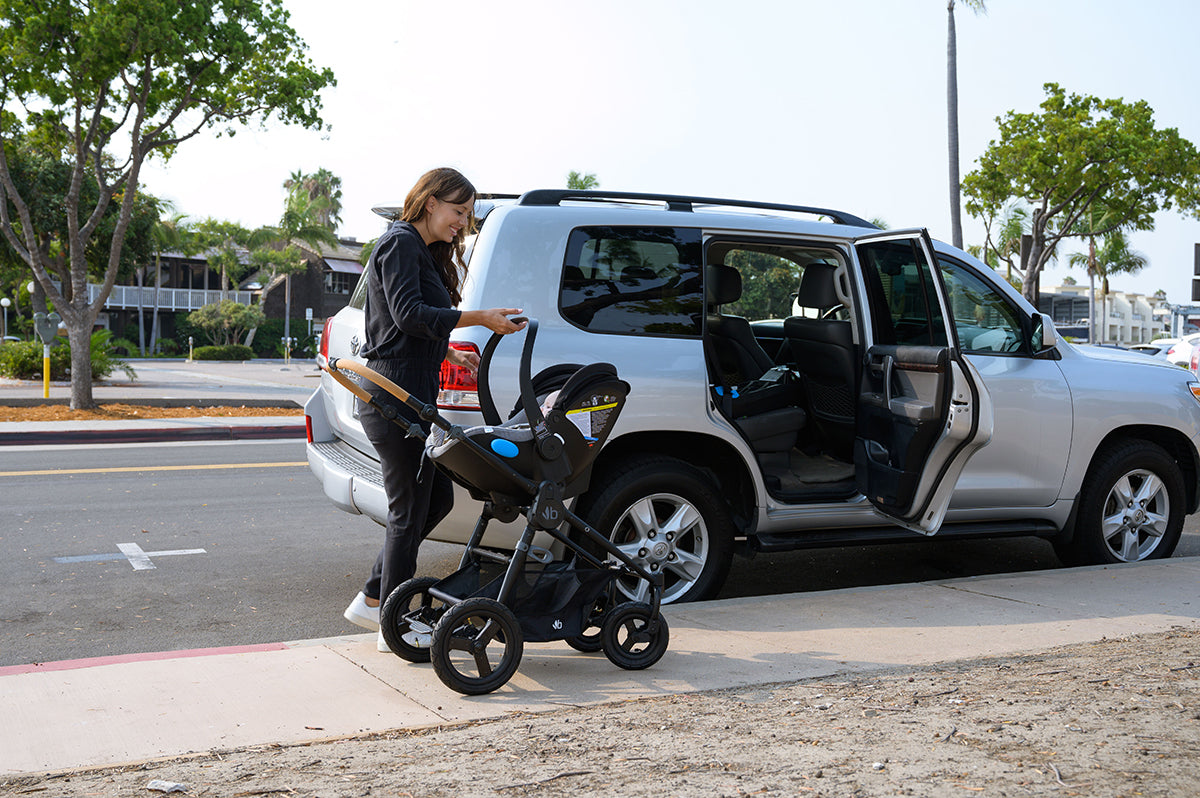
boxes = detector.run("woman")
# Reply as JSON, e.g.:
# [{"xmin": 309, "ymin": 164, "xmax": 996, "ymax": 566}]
[{"xmin": 342, "ymin": 167, "xmax": 525, "ymax": 652}]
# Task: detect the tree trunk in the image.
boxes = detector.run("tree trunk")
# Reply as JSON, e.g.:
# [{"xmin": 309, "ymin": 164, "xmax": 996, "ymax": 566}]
[
  {"xmin": 67, "ymin": 323, "xmax": 95, "ymax": 410},
  {"xmin": 946, "ymin": 1, "xmax": 964, "ymax": 249},
  {"xmin": 150, "ymin": 254, "xmax": 162, "ymax": 354},
  {"xmin": 136, "ymin": 267, "xmax": 146, "ymax": 356}
]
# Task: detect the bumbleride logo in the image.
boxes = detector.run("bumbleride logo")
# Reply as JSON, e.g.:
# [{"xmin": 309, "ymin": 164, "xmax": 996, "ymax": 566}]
[{"xmin": 552, "ymin": 619, "xmax": 563, "ymax": 630}]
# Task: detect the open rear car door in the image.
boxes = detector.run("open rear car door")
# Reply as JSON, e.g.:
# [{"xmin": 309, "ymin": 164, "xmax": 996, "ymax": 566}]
[{"xmin": 851, "ymin": 230, "xmax": 994, "ymax": 534}]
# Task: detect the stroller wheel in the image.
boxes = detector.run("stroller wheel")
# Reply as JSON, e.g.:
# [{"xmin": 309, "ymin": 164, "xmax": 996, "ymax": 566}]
[
  {"xmin": 565, "ymin": 591, "xmax": 612, "ymax": 654},
  {"xmin": 380, "ymin": 577, "xmax": 446, "ymax": 663},
  {"xmin": 601, "ymin": 602, "xmax": 670, "ymax": 671},
  {"xmin": 431, "ymin": 597, "xmax": 524, "ymax": 695}
]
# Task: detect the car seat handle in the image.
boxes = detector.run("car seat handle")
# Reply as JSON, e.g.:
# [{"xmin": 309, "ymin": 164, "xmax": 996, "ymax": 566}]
[{"xmin": 477, "ymin": 318, "xmax": 542, "ymax": 429}]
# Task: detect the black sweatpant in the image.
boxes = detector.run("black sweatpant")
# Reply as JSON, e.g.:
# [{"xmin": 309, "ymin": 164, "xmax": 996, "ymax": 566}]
[{"xmin": 358, "ymin": 371, "xmax": 454, "ymax": 606}]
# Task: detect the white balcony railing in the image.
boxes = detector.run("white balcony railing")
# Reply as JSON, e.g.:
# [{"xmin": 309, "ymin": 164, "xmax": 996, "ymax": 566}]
[{"xmin": 87, "ymin": 284, "xmax": 254, "ymax": 311}]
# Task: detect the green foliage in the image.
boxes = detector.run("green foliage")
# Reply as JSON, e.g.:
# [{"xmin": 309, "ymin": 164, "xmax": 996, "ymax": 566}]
[
  {"xmin": 285, "ymin": 168, "xmax": 343, "ymax": 231},
  {"xmin": 963, "ymin": 84, "xmax": 1200, "ymax": 300},
  {"xmin": 0, "ymin": 0, "xmax": 334, "ymax": 403},
  {"xmin": 723, "ymin": 251, "xmax": 800, "ymax": 321},
  {"xmin": 0, "ymin": 330, "xmax": 133, "ymax": 380},
  {"xmin": 248, "ymin": 316, "xmax": 316, "ymax": 358},
  {"xmin": 567, "ymin": 171, "xmax": 599, "ymax": 190},
  {"xmin": 192, "ymin": 344, "xmax": 255, "ymax": 361},
  {"xmin": 187, "ymin": 300, "xmax": 266, "ymax": 346}
]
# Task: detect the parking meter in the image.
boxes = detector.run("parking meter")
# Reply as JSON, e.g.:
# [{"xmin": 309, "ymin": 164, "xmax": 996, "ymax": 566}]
[
  {"xmin": 33, "ymin": 312, "xmax": 60, "ymax": 345},
  {"xmin": 32, "ymin": 312, "xmax": 59, "ymax": 398}
]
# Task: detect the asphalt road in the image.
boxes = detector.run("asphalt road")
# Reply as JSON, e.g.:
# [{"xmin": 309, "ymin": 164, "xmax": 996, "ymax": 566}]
[{"xmin": 2, "ymin": 438, "xmax": 1198, "ymax": 668}]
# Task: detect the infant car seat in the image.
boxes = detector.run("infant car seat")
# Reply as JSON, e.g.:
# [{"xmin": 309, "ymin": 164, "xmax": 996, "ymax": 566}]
[{"xmin": 425, "ymin": 320, "xmax": 630, "ymax": 504}]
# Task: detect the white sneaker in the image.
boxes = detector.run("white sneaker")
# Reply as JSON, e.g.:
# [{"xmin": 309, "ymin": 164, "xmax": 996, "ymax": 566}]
[
  {"xmin": 377, "ymin": 629, "xmax": 391, "ymax": 652},
  {"xmin": 344, "ymin": 592, "xmax": 380, "ymax": 631}
]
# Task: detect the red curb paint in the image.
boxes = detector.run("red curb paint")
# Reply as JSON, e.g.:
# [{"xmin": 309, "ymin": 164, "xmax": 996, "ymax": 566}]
[{"xmin": 0, "ymin": 642, "xmax": 290, "ymax": 676}]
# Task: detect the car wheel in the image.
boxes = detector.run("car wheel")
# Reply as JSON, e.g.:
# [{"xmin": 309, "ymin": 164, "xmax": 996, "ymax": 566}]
[
  {"xmin": 578, "ymin": 456, "xmax": 735, "ymax": 604},
  {"xmin": 1058, "ymin": 440, "xmax": 1184, "ymax": 566}
]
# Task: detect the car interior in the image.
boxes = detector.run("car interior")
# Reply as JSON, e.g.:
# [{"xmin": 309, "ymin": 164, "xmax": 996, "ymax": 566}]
[{"xmin": 703, "ymin": 241, "xmax": 859, "ymax": 503}]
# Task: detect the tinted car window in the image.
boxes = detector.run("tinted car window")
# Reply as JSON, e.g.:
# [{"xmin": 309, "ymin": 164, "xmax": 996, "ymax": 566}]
[
  {"xmin": 857, "ymin": 238, "xmax": 948, "ymax": 347},
  {"xmin": 560, "ymin": 227, "xmax": 703, "ymax": 336}
]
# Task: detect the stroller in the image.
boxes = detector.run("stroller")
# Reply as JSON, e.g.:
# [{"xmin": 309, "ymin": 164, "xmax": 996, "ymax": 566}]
[{"xmin": 323, "ymin": 319, "xmax": 668, "ymax": 695}]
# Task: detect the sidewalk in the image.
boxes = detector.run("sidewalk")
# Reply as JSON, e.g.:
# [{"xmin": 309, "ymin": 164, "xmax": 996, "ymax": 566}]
[
  {"xmin": 2, "ymin": 556, "xmax": 1198, "ymax": 776},
  {"xmin": 0, "ymin": 358, "xmax": 315, "ymax": 444}
]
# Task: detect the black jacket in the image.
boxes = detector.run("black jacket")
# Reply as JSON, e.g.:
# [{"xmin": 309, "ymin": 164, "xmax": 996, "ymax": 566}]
[{"xmin": 360, "ymin": 220, "xmax": 461, "ymax": 408}]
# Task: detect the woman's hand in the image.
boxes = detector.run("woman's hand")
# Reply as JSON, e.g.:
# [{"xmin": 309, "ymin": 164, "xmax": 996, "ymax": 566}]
[
  {"xmin": 458, "ymin": 308, "xmax": 528, "ymax": 334},
  {"xmin": 445, "ymin": 345, "xmax": 481, "ymax": 374}
]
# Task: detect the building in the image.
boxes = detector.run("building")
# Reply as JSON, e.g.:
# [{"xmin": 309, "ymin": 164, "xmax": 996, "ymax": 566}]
[
  {"xmin": 93, "ymin": 238, "xmax": 364, "ymax": 351},
  {"xmin": 1039, "ymin": 284, "xmax": 1168, "ymax": 344}
]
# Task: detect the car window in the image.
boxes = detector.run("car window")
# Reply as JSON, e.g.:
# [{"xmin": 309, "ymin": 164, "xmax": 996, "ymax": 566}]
[
  {"xmin": 937, "ymin": 257, "xmax": 1027, "ymax": 354},
  {"xmin": 857, "ymin": 238, "xmax": 948, "ymax": 347},
  {"xmin": 705, "ymin": 242, "xmax": 847, "ymax": 324},
  {"xmin": 559, "ymin": 226, "xmax": 703, "ymax": 336}
]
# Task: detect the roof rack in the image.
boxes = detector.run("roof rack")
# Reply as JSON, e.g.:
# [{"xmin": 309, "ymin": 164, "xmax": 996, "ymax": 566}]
[{"xmin": 516, "ymin": 189, "xmax": 878, "ymax": 229}]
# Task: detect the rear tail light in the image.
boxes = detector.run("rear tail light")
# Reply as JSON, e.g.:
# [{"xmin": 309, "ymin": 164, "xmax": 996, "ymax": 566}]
[
  {"xmin": 1191, "ymin": 347, "xmax": 1199, "ymax": 375},
  {"xmin": 439, "ymin": 341, "xmax": 481, "ymax": 410},
  {"xmin": 305, "ymin": 414, "xmax": 314, "ymax": 443},
  {"xmin": 319, "ymin": 316, "xmax": 334, "ymax": 361}
]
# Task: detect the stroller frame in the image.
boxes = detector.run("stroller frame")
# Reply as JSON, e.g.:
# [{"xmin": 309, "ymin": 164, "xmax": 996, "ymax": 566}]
[{"xmin": 323, "ymin": 319, "xmax": 667, "ymax": 695}]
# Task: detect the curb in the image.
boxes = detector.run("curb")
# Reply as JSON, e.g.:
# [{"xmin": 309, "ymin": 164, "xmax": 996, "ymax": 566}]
[{"xmin": 0, "ymin": 423, "xmax": 306, "ymax": 446}]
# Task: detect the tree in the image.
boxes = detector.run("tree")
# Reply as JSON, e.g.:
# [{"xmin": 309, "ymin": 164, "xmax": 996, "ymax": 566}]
[
  {"xmin": 1067, "ymin": 231, "xmax": 1147, "ymax": 344},
  {"xmin": 188, "ymin": 299, "xmax": 264, "ymax": 346},
  {"xmin": 192, "ymin": 218, "xmax": 253, "ymax": 298},
  {"xmin": 148, "ymin": 208, "xmax": 193, "ymax": 354},
  {"xmin": 0, "ymin": 0, "xmax": 335, "ymax": 408},
  {"xmin": 970, "ymin": 200, "xmax": 1029, "ymax": 282},
  {"xmin": 963, "ymin": 83, "xmax": 1200, "ymax": 305},
  {"xmin": 248, "ymin": 188, "xmax": 338, "ymax": 344},
  {"xmin": 946, "ymin": 0, "xmax": 986, "ymax": 250},
  {"xmin": 284, "ymin": 168, "xmax": 343, "ymax": 231},
  {"xmin": 567, "ymin": 171, "xmax": 600, "ymax": 190}
]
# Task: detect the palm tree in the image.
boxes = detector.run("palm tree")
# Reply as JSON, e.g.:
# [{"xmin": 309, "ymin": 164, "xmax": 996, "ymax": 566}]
[
  {"xmin": 248, "ymin": 190, "xmax": 339, "ymax": 344},
  {"xmin": 947, "ymin": 0, "xmax": 986, "ymax": 249},
  {"xmin": 284, "ymin": 168, "xmax": 343, "ymax": 231},
  {"xmin": 148, "ymin": 210, "xmax": 191, "ymax": 355},
  {"xmin": 1067, "ymin": 231, "xmax": 1148, "ymax": 344},
  {"xmin": 567, "ymin": 171, "xmax": 600, "ymax": 190}
]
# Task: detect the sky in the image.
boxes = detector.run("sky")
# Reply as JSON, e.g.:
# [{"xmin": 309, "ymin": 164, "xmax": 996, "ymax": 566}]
[{"xmin": 138, "ymin": 0, "xmax": 1200, "ymax": 304}]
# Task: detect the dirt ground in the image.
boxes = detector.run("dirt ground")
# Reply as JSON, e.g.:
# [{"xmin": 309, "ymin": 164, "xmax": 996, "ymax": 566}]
[
  {"xmin": 3, "ymin": 628, "xmax": 1197, "ymax": 797},
  {"xmin": 0, "ymin": 403, "xmax": 302, "ymax": 422}
]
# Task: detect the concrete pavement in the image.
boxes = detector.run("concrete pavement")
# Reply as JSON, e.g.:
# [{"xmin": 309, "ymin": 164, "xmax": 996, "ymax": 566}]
[
  {"xmin": 1, "ymin": 557, "xmax": 1198, "ymax": 776},
  {"xmin": 3, "ymin": 358, "xmax": 1199, "ymax": 777}
]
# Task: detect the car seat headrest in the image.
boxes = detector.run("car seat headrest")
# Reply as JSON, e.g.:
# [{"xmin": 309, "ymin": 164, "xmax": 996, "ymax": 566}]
[
  {"xmin": 706, "ymin": 264, "xmax": 742, "ymax": 306},
  {"xmin": 795, "ymin": 262, "xmax": 841, "ymax": 309}
]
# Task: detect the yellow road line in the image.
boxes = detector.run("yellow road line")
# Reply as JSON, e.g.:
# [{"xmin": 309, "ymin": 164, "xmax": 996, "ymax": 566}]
[{"xmin": 0, "ymin": 462, "xmax": 308, "ymax": 477}]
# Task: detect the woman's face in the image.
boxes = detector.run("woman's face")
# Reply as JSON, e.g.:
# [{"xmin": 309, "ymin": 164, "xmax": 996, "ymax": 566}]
[{"xmin": 423, "ymin": 195, "xmax": 473, "ymax": 244}]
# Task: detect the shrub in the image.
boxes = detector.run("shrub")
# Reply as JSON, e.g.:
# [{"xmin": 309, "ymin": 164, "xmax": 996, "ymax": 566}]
[
  {"xmin": 0, "ymin": 330, "xmax": 135, "ymax": 381},
  {"xmin": 192, "ymin": 344, "xmax": 255, "ymax": 361}
]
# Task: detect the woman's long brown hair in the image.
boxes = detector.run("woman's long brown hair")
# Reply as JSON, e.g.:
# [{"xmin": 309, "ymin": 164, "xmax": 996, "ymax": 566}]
[{"xmin": 401, "ymin": 167, "xmax": 476, "ymax": 306}]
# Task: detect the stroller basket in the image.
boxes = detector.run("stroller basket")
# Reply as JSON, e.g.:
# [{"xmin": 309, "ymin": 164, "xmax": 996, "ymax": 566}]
[{"xmin": 437, "ymin": 560, "xmax": 618, "ymax": 643}]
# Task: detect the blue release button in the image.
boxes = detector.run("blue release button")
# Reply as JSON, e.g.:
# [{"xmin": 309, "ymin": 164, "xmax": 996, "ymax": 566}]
[{"xmin": 491, "ymin": 438, "xmax": 520, "ymax": 458}]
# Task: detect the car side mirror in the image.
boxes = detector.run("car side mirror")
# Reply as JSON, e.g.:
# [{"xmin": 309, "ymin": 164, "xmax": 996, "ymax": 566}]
[{"xmin": 1031, "ymin": 313, "xmax": 1057, "ymax": 352}]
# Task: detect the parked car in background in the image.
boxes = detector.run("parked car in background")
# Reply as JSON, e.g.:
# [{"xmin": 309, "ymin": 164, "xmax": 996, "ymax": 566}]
[
  {"xmin": 307, "ymin": 190, "xmax": 1200, "ymax": 604},
  {"xmin": 1129, "ymin": 340, "xmax": 1174, "ymax": 359},
  {"xmin": 1167, "ymin": 334, "xmax": 1200, "ymax": 366}
]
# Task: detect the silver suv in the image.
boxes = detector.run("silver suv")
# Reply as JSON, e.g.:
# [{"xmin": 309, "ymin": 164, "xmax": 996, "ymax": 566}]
[{"xmin": 306, "ymin": 190, "xmax": 1200, "ymax": 603}]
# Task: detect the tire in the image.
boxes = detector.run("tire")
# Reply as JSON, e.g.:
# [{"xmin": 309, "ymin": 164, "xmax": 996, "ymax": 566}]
[
  {"xmin": 564, "ymin": 590, "xmax": 613, "ymax": 654},
  {"xmin": 430, "ymin": 597, "xmax": 524, "ymax": 695},
  {"xmin": 601, "ymin": 601, "xmax": 669, "ymax": 671},
  {"xmin": 578, "ymin": 456, "xmax": 735, "ymax": 604},
  {"xmin": 379, "ymin": 576, "xmax": 446, "ymax": 663},
  {"xmin": 1058, "ymin": 440, "xmax": 1185, "ymax": 566}
]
